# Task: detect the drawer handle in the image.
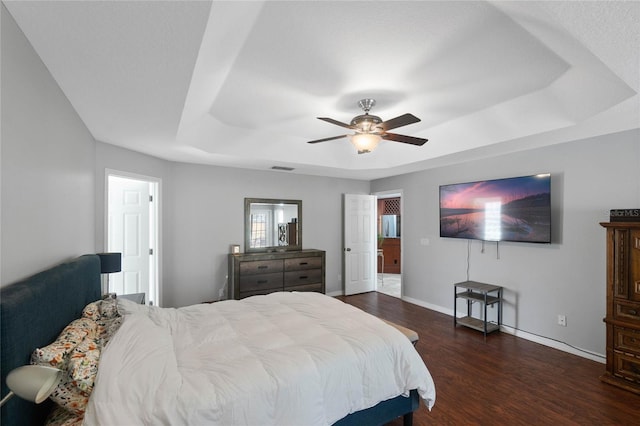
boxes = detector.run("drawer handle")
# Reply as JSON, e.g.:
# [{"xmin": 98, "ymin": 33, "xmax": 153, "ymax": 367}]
[
  {"xmin": 299, "ymin": 262, "xmax": 308, "ymax": 266},
  {"xmin": 257, "ymin": 280, "xmax": 267, "ymax": 284},
  {"xmin": 629, "ymin": 309, "xmax": 638, "ymax": 315},
  {"xmin": 299, "ymin": 276, "xmax": 308, "ymax": 280},
  {"xmin": 258, "ymin": 266, "xmax": 268, "ymax": 270}
]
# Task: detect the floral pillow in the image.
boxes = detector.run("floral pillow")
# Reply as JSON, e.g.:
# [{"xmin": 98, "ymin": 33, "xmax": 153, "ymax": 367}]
[
  {"xmin": 34, "ymin": 299, "xmax": 124, "ymax": 418},
  {"xmin": 46, "ymin": 405, "xmax": 84, "ymax": 426},
  {"xmin": 83, "ymin": 298, "xmax": 122, "ymax": 346},
  {"xmin": 31, "ymin": 318, "xmax": 97, "ymax": 369},
  {"xmin": 68, "ymin": 336, "xmax": 100, "ymax": 394},
  {"xmin": 48, "ymin": 379, "xmax": 89, "ymax": 416},
  {"xmin": 31, "ymin": 318, "xmax": 98, "ymax": 414},
  {"xmin": 82, "ymin": 297, "xmax": 119, "ymax": 321}
]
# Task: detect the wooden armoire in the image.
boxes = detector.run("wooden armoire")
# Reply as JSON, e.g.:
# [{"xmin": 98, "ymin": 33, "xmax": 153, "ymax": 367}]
[{"xmin": 600, "ymin": 221, "xmax": 640, "ymax": 394}]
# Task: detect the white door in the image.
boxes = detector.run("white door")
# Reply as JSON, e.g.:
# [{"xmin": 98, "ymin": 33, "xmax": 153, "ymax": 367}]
[
  {"xmin": 344, "ymin": 194, "xmax": 376, "ymax": 295},
  {"xmin": 108, "ymin": 176, "xmax": 151, "ymax": 301}
]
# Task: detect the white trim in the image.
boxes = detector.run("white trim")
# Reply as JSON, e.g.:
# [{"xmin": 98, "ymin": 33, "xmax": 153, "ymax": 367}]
[
  {"xmin": 401, "ymin": 296, "xmax": 605, "ymax": 363},
  {"xmin": 373, "ymin": 189, "xmax": 404, "ymax": 297},
  {"xmin": 499, "ymin": 325, "xmax": 605, "ymax": 363},
  {"xmin": 403, "ymin": 295, "xmax": 453, "ymax": 316},
  {"xmin": 104, "ymin": 169, "xmax": 162, "ymax": 307}
]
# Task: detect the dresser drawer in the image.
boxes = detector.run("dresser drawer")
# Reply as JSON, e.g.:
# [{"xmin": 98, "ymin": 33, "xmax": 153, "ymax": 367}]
[
  {"xmin": 239, "ymin": 260, "xmax": 283, "ymax": 275},
  {"xmin": 614, "ymin": 300, "xmax": 640, "ymax": 323},
  {"xmin": 285, "ymin": 283, "xmax": 323, "ymax": 293},
  {"xmin": 284, "ymin": 269, "xmax": 322, "ymax": 287},
  {"xmin": 284, "ymin": 256, "xmax": 322, "ymax": 271},
  {"xmin": 239, "ymin": 272, "xmax": 283, "ymax": 292},
  {"xmin": 612, "ymin": 350, "xmax": 640, "ymax": 383},
  {"xmin": 614, "ymin": 327, "xmax": 640, "ymax": 356}
]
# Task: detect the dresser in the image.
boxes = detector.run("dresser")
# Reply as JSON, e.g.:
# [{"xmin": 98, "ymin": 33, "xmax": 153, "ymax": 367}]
[
  {"xmin": 228, "ymin": 249, "xmax": 325, "ymax": 299},
  {"xmin": 600, "ymin": 222, "xmax": 640, "ymax": 394}
]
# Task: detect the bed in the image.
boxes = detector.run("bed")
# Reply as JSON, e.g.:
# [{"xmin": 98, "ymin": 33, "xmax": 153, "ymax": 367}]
[{"xmin": 1, "ymin": 255, "xmax": 435, "ymax": 426}]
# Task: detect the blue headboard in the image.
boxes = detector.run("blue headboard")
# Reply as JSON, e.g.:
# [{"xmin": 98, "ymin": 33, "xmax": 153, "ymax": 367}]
[{"xmin": 0, "ymin": 255, "xmax": 101, "ymax": 426}]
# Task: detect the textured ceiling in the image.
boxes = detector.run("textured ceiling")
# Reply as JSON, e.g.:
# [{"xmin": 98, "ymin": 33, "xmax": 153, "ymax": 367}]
[{"xmin": 4, "ymin": 0, "xmax": 639, "ymax": 180}]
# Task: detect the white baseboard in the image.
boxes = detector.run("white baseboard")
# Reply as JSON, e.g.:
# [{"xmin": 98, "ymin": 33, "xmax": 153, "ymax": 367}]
[
  {"xmin": 403, "ymin": 295, "xmax": 453, "ymax": 316},
  {"xmin": 498, "ymin": 325, "xmax": 605, "ymax": 363},
  {"xmin": 331, "ymin": 292, "xmax": 605, "ymax": 364},
  {"xmin": 400, "ymin": 296, "xmax": 606, "ymax": 364}
]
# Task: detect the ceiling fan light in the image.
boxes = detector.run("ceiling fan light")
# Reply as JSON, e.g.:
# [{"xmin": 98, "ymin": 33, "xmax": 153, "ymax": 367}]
[{"xmin": 350, "ymin": 133, "xmax": 381, "ymax": 154}]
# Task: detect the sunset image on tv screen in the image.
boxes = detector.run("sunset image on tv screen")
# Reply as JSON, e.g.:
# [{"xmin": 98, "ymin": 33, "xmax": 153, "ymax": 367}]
[{"xmin": 439, "ymin": 174, "xmax": 551, "ymax": 243}]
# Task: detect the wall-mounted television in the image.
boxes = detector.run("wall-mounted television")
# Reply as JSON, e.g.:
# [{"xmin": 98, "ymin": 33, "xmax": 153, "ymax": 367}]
[{"xmin": 439, "ymin": 174, "xmax": 551, "ymax": 243}]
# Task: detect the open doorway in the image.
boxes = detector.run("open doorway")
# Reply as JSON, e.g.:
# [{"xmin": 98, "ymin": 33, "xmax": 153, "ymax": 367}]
[
  {"xmin": 106, "ymin": 170, "xmax": 161, "ymax": 306},
  {"xmin": 375, "ymin": 191, "xmax": 402, "ymax": 298}
]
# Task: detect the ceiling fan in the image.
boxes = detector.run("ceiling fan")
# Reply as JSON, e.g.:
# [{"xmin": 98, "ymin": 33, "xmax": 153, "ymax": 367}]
[{"xmin": 307, "ymin": 99, "xmax": 428, "ymax": 154}]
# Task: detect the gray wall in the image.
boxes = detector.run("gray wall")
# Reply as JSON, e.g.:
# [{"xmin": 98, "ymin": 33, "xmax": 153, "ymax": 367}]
[
  {"xmin": 1, "ymin": 5, "xmax": 95, "ymax": 285},
  {"xmin": 93, "ymin": 142, "xmax": 369, "ymax": 308},
  {"xmin": 163, "ymin": 162, "xmax": 368, "ymax": 307},
  {"xmin": 372, "ymin": 129, "xmax": 640, "ymax": 357}
]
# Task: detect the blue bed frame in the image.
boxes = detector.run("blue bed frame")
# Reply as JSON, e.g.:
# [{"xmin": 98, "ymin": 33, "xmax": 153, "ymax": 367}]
[
  {"xmin": 335, "ymin": 389, "xmax": 419, "ymax": 426},
  {"xmin": 0, "ymin": 254, "xmax": 418, "ymax": 426},
  {"xmin": 0, "ymin": 255, "xmax": 102, "ymax": 426}
]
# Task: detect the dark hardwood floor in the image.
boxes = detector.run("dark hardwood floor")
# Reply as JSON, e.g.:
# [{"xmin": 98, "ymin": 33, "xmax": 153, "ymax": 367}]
[{"xmin": 336, "ymin": 292, "xmax": 640, "ymax": 426}]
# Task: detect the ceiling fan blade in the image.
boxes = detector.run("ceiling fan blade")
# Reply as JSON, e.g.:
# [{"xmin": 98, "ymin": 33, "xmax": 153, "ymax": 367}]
[
  {"xmin": 382, "ymin": 132, "xmax": 428, "ymax": 146},
  {"xmin": 307, "ymin": 134, "xmax": 349, "ymax": 144},
  {"xmin": 381, "ymin": 113, "xmax": 421, "ymax": 131},
  {"xmin": 318, "ymin": 117, "xmax": 355, "ymax": 130}
]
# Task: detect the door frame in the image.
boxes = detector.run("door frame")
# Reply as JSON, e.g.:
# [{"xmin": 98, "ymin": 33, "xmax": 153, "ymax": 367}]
[
  {"xmin": 343, "ymin": 193, "xmax": 377, "ymax": 295},
  {"xmin": 373, "ymin": 189, "xmax": 403, "ymax": 298},
  {"xmin": 105, "ymin": 169, "xmax": 162, "ymax": 306}
]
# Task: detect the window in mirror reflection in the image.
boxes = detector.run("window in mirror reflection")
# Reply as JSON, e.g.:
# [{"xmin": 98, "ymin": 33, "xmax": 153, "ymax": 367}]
[{"xmin": 249, "ymin": 212, "xmax": 268, "ymax": 248}]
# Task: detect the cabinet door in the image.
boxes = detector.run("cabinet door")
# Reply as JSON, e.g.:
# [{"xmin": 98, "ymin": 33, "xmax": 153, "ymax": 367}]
[
  {"xmin": 614, "ymin": 229, "xmax": 630, "ymax": 299},
  {"xmin": 631, "ymin": 229, "xmax": 640, "ymax": 302}
]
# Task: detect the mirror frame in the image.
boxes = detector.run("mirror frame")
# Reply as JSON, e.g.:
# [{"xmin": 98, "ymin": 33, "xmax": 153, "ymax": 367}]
[{"xmin": 244, "ymin": 198, "xmax": 302, "ymax": 253}]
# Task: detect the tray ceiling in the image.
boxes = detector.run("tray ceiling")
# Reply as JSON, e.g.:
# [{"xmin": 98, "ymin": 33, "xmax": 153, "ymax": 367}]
[{"xmin": 4, "ymin": 0, "xmax": 638, "ymax": 179}]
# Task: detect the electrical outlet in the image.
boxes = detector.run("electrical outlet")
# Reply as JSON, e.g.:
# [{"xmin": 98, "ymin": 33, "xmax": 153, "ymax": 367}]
[{"xmin": 557, "ymin": 314, "xmax": 567, "ymax": 327}]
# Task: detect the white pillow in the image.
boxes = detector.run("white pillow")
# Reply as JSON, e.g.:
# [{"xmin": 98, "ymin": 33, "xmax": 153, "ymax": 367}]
[{"xmin": 116, "ymin": 297, "xmax": 150, "ymax": 315}]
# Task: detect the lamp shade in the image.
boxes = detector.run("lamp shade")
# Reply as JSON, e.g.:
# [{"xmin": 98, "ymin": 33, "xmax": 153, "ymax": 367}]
[
  {"xmin": 350, "ymin": 133, "xmax": 381, "ymax": 154},
  {"xmin": 6, "ymin": 365, "xmax": 62, "ymax": 404},
  {"xmin": 97, "ymin": 252, "xmax": 122, "ymax": 273}
]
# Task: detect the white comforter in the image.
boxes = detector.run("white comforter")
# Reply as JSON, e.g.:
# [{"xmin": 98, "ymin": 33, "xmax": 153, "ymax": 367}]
[{"xmin": 84, "ymin": 292, "xmax": 436, "ymax": 425}]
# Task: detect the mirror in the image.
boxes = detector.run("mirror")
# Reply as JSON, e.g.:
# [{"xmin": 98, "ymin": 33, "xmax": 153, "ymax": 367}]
[{"xmin": 244, "ymin": 198, "xmax": 302, "ymax": 252}]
